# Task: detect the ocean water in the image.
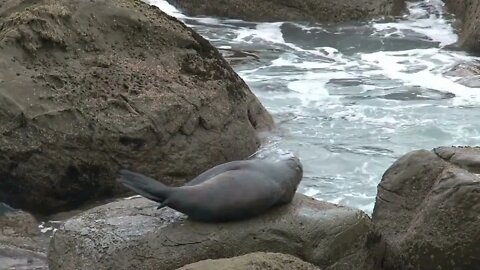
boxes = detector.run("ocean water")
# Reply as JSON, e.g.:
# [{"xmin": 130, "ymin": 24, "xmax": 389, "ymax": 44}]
[{"xmin": 148, "ymin": 0, "xmax": 480, "ymax": 213}]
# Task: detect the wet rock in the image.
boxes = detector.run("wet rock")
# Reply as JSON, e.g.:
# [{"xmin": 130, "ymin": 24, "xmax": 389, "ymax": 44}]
[
  {"xmin": 167, "ymin": 0, "xmax": 406, "ymax": 23},
  {"xmin": 0, "ymin": 204, "xmax": 49, "ymax": 270},
  {"xmin": 177, "ymin": 252, "xmax": 320, "ymax": 270},
  {"xmin": 372, "ymin": 147, "xmax": 480, "ymax": 270},
  {"xmin": 218, "ymin": 48, "xmax": 261, "ymax": 66},
  {"xmin": 455, "ymin": 75, "xmax": 480, "ymax": 88},
  {"xmin": 48, "ymin": 194, "xmax": 385, "ymax": 270},
  {"xmin": 445, "ymin": 0, "xmax": 480, "ymax": 53},
  {"xmin": 0, "ymin": 0, "xmax": 273, "ymax": 215},
  {"xmin": 379, "ymin": 86, "xmax": 456, "ymax": 101},
  {"xmin": 435, "ymin": 146, "xmax": 480, "ymax": 173},
  {"xmin": 444, "ymin": 62, "xmax": 480, "ymax": 77},
  {"xmin": 444, "ymin": 62, "xmax": 480, "ymax": 87}
]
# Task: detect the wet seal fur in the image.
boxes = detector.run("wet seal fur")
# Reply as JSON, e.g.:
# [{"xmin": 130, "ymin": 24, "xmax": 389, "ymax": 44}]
[{"xmin": 117, "ymin": 156, "xmax": 303, "ymax": 222}]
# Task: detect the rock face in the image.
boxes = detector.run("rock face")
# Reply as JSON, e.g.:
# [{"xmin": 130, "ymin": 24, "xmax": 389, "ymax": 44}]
[
  {"xmin": 0, "ymin": 204, "xmax": 49, "ymax": 270},
  {"xmin": 48, "ymin": 194, "xmax": 385, "ymax": 270},
  {"xmin": 166, "ymin": 0, "xmax": 405, "ymax": 23},
  {"xmin": 445, "ymin": 0, "xmax": 480, "ymax": 53},
  {"xmin": 177, "ymin": 252, "xmax": 320, "ymax": 270},
  {"xmin": 0, "ymin": 0, "xmax": 273, "ymax": 215},
  {"xmin": 372, "ymin": 147, "xmax": 480, "ymax": 270}
]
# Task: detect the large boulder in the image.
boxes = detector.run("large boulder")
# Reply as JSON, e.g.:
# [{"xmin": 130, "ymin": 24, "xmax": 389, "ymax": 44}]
[
  {"xmin": 0, "ymin": 204, "xmax": 49, "ymax": 270},
  {"xmin": 0, "ymin": 0, "xmax": 273, "ymax": 215},
  {"xmin": 372, "ymin": 147, "xmax": 480, "ymax": 270},
  {"xmin": 166, "ymin": 0, "xmax": 406, "ymax": 23},
  {"xmin": 177, "ymin": 252, "xmax": 320, "ymax": 270},
  {"xmin": 445, "ymin": 0, "xmax": 480, "ymax": 53},
  {"xmin": 48, "ymin": 194, "xmax": 385, "ymax": 270}
]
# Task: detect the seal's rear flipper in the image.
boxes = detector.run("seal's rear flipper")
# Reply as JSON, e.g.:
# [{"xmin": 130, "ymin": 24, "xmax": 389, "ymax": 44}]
[{"xmin": 117, "ymin": 169, "xmax": 172, "ymax": 204}]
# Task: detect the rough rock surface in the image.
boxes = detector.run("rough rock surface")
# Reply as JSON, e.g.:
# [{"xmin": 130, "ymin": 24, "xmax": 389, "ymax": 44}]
[
  {"xmin": 177, "ymin": 252, "xmax": 320, "ymax": 270},
  {"xmin": 372, "ymin": 147, "xmax": 480, "ymax": 270},
  {"xmin": 444, "ymin": 62, "xmax": 480, "ymax": 87},
  {"xmin": 0, "ymin": 204, "xmax": 49, "ymax": 269},
  {"xmin": 0, "ymin": 0, "xmax": 273, "ymax": 215},
  {"xmin": 445, "ymin": 0, "xmax": 480, "ymax": 53},
  {"xmin": 166, "ymin": 0, "xmax": 405, "ymax": 23},
  {"xmin": 48, "ymin": 194, "xmax": 385, "ymax": 270}
]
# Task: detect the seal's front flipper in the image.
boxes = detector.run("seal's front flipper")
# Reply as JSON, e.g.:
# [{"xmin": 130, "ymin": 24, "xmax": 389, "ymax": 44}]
[
  {"xmin": 156, "ymin": 201, "xmax": 169, "ymax": 210},
  {"xmin": 117, "ymin": 169, "xmax": 172, "ymax": 204}
]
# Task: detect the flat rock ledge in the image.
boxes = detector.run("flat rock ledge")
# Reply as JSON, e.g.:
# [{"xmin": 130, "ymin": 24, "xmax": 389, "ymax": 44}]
[
  {"xmin": 177, "ymin": 252, "xmax": 320, "ymax": 270},
  {"xmin": 48, "ymin": 194, "xmax": 385, "ymax": 270}
]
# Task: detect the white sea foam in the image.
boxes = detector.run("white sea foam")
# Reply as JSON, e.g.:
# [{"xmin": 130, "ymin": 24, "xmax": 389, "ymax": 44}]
[
  {"xmin": 372, "ymin": 0, "xmax": 457, "ymax": 46},
  {"xmin": 147, "ymin": 0, "xmax": 185, "ymax": 18},
  {"xmin": 287, "ymin": 80, "xmax": 330, "ymax": 103},
  {"xmin": 149, "ymin": 0, "xmax": 480, "ymax": 215},
  {"xmin": 361, "ymin": 49, "xmax": 480, "ymax": 104},
  {"xmin": 234, "ymin": 22, "xmax": 285, "ymax": 44}
]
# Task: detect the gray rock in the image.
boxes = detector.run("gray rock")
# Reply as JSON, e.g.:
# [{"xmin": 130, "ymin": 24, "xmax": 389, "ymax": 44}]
[
  {"xmin": 167, "ymin": 0, "xmax": 406, "ymax": 23},
  {"xmin": 444, "ymin": 63, "xmax": 480, "ymax": 77},
  {"xmin": 0, "ymin": 0, "xmax": 273, "ymax": 215},
  {"xmin": 48, "ymin": 194, "xmax": 385, "ymax": 270},
  {"xmin": 435, "ymin": 146, "xmax": 480, "ymax": 173},
  {"xmin": 445, "ymin": 0, "xmax": 480, "ymax": 53},
  {"xmin": 372, "ymin": 147, "xmax": 480, "ymax": 270},
  {"xmin": 455, "ymin": 75, "xmax": 480, "ymax": 88},
  {"xmin": 0, "ymin": 207, "xmax": 49, "ymax": 270},
  {"xmin": 176, "ymin": 252, "xmax": 321, "ymax": 270}
]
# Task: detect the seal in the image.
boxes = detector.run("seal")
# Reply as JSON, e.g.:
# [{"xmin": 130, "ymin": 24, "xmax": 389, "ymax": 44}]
[
  {"xmin": 0, "ymin": 202, "xmax": 15, "ymax": 216},
  {"xmin": 117, "ymin": 156, "xmax": 303, "ymax": 222}
]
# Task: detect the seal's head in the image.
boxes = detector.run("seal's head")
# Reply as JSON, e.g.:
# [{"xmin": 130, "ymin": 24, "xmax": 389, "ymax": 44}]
[
  {"xmin": 277, "ymin": 153, "xmax": 303, "ymax": 187},
  {"xmin": 288, "ymin": 155, "xmax": 303, "ymax": 183}
]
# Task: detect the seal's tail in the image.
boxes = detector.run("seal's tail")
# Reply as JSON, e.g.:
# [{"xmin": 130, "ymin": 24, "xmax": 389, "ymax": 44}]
[{"xmin": 117, "ymin": 169, "xmax": 172, "ymax": 203}]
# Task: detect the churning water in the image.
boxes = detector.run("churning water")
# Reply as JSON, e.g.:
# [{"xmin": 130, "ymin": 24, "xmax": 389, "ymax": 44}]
[{"xmin": 150, "ymin": 0, "xmax": 480, "ymax": 213}]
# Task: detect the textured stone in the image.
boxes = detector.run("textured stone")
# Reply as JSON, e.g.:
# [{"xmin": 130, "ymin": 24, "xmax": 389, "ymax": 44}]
[
  {"xmin": 0, "ymin": 0, "xmax": 273, "ymax": 215},
  {"xmin": 445, "ymin": 0, "xmax": 480, "ymax": 53},
  {"xmin": 48, "ymin": 194, "xmax": 385, "ymax": 270},
  {"xmin": 167, "ymin": 0, "xmax": 406, "ymax": 23},
  {"xmin": 176, "ymin": 252, "xmax": 320, "ymax": 270},
  {"xmin": 0, "ymin": 204, "xmax": 49, "ymax": 270},
  {"xmin": 372, "ymin": 147, "xmax": 480, "ymax": 270}
]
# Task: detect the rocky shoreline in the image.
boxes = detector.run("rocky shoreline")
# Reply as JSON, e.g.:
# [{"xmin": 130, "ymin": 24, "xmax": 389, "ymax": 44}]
[
  {"xmin": 3, "ymin": 146, "xmax": 478, "ymax": 269},
  {"xmin": 1, "ymin": 0, "xmax": 480, "ymax": 269},
  {"xmin": 445, "ymin": 0, "xmax": 480, "ymax": 54},
  {"xmin": 166, "ymin": 0, "xmax": 406, "ymax": 23}
]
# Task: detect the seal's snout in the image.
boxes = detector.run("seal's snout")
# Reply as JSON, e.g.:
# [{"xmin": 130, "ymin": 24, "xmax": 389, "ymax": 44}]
[
  {"xmin": 296, "ymin": 162, "xmax": 303, "ymax": 172},
  {"xmin": 287, "ymin": 156, "xmax": 302, "ymax": 169}
]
